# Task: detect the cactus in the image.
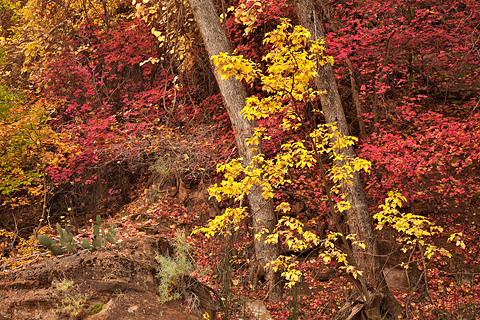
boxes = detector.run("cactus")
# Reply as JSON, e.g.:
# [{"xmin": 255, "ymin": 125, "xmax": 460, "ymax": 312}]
[
  {"xmin": 38, "ymin": 234, "xmax": 64, "ymax": 255},
  {"xmin": 81, "ymin": 239, "xmax": 92, "ymax": 249},
  {"xmin": 105, "ymin": 230, "xmax": 116, "ymax": 245},
  {"xmin": 50, "ymin": 244, "xmax": 65, "ymax": 255},
  {"xmin": 79, "ymin": 215, "xmax": 116, "ymax": 249},
  {"xmin": 91, "ymin": 236, "xmax": 100, "ymax": 248},
  {"xmin": 54, "ymin": 224, "xmax": 76, "ymax": 252},
  {"xmin": 38, "ymin": 234, "xmax": 54, "ymax": 247},
  {"xmin": 37, "ymin": 215, "xmax": 117, "ymax": 255},
  {"xmin": 93, "ymin": 224, "xmax": 99, "ymax": 237},
  {"xmin": 65, "ymin": 226, "xmax": 74, "ymax": 243}
]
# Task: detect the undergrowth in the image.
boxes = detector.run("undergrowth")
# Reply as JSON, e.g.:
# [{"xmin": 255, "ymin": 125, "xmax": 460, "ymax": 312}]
[
  {"xmin": 51, "ymin": 278, "xmax": 87, "ymax": 318},
  {"xmin": 156, "ymin": 232, "xmax": 197, "ymax": 304}
]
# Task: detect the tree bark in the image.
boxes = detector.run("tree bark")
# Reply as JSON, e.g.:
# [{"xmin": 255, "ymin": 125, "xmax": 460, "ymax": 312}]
[
  {"xmin": 188, "ymin": 0, "xmax": 281, "ymax": 302},
  {"xmin": 294, "ymin": 0, "xmax": 402, "ymax": 318}
]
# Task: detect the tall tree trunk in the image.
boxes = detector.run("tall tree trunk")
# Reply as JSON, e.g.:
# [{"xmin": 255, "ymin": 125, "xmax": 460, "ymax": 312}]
[
  {"xmin": 317, "ymin": 0, "xmax": 367, "ymax": 140},
  {"xmin": 188, "ymin": 0, "xmax": 281, "ymax": 302},
  {"xmin": 294, "ymin": 0, "xmax": 402, "ymax": 318}
]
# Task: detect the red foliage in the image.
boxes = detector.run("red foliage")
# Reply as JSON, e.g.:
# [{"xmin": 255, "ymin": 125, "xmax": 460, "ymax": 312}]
[
  {"xmin": 316, "ymin": 0, "xmax": 480, "ymax": 214},
  {"xmin": 360, "ymin": 105, "xmax": 480, "ymax": 211}
]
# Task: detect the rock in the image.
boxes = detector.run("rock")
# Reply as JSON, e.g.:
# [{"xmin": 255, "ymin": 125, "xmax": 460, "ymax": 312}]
[
  {"xmin": 0, "ymin": 237, "xmax": 199, "ymax": 320},
  {"xmin": 245, "ymin": 300, "xmax": 273, "ymax": 320},
  {"xmin": 383, "ymin": 265, "xmax": 410, "ymax": 291}
]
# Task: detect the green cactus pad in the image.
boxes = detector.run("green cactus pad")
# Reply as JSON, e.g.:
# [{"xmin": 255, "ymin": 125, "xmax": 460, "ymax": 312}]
[
  {"xmin": 106, "ymin": 234, "xmax": 115, "ymax": 245},
  {"xmin": 56, "ymin": 223, "xmax": 62, "ymax": 235},
  {"xmin": 50, "ymin": 244, "xmax": 64, "ymax": 255},
  {"xmin": 38, "ymin": 234, "xmax": 54, "ymax": 247},
  {"xmin": 92, "ymin": 237, "xmax": 102, "ymax": 248},
  {"xmin": 93, "ymin": 224, "xmax": 99, "ymax": 237},
  {"xmin": 81, "ymin": 239, "xmax": 92, "ymax": 249},
  {"xmin": 108, "ymin": 228, "xmax": 117, "ymax": 237},
  {"xmin": 65, "ymin": 226, "xmax": 74, "ymax": 243}
]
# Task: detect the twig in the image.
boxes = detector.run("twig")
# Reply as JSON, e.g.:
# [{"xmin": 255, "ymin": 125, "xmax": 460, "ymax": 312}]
[{"xmin": 0, "ymin": 252, "xmax": 48, "ymax": 272}]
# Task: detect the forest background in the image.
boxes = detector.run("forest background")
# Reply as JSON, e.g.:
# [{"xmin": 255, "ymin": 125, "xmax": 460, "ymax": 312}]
[{"xmin": 0, "ymin": 0, "xmax": 479, "ymax": 319}]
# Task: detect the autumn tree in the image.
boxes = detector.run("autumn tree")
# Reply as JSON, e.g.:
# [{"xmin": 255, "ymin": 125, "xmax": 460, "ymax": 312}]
[
  {"xmin": 198, "ymin": 16, "xmax": 465, "ymax": 319},
  {"xmin": 188, "ymin": 0, "xmax": 281, "ymax": 301},
  {"xmin": 293, "ymin": 0, "xmax": 401, "ymax": 317}
]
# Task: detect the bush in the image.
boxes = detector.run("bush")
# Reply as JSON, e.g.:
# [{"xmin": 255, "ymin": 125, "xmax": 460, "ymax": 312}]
[{"xmin": 156, "ymin": 232, "xmax": 196, "ymax": 304}]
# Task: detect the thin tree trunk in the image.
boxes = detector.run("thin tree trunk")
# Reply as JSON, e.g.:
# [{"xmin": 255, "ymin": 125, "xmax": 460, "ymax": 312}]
[
  {"xmin": 294, "ymin": 0, "xmax": 401, "ymax": 318},
  {"xmin": 188, "ymin": 0, "xmax": 281, "ymax": 302},
  {"xmin": 347, "ymin": 61, "xmax": 367, "ymax": 140},
  {"xmin": 373, "ymin": 30, "xmax": 397, "ymax": 128},
  {"xmin": 317, "ymin": 1, "xmax": 367, "ymax": 140}
]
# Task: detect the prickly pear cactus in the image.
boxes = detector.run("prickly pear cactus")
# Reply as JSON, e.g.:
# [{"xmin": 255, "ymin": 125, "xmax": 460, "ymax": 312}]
[
  {"xmin": 81, "ymin": 239, "xmax": 92, "ymax": 249},
  {"xmin": 37, "ymin": 215, "xmax": 117, "ymax": 255},
  {"xmin": 38, "ymin": 234, "xmax": 64, "ymax": 255}
]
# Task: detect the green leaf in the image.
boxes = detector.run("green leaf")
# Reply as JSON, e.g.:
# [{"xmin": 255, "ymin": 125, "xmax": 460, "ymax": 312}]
[
  {"xmin": 66, "ymin": 243, "xmax": 74, "ymax": 253},
  {"xmin": 65, "ymin": 226, "xmax": 74, "ymax": 243},
  {"xmin": 56, "ymin": 223, "xmax": 62, "ymax": 236},
  {"xmin": 108, "ymin": 227, "xmax": 117, "ymax": 237}
]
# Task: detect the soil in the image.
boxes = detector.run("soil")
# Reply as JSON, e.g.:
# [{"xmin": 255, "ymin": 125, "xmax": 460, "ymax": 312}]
[{"xmin": 0, "ymin": 237, "xmax": 202, "ymax": 320}]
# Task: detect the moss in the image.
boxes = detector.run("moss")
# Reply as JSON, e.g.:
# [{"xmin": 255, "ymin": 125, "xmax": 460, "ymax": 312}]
[{"xmin": 89, "ymin": 302, "xmax": 104, "ymax": 315}]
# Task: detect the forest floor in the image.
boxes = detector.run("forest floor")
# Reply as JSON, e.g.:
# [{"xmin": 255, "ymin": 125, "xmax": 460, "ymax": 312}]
[
  {"xmin": 0, "ymin": 236, "xmax": 206, "ymax": 320},
  {"xmin": 1, "ymin": 182, "xmax": 480, "ymax": 320}
]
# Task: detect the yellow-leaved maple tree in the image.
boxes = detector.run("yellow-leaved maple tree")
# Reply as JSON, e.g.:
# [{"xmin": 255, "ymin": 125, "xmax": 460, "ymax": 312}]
[
  {"xmin": 195, "ymin": 20, "xmax": 371, "ymax": 286},
  {"xmin": 195, "ymin": 20, "xmax": 458, "ymax": 302}
]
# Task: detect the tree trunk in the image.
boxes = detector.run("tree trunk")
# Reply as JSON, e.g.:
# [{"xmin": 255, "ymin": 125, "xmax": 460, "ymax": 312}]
[
  {"xmin": 188, "ymin": 0, "xmax": 281, "ymax": 302},
  {"xmin": 294, "ymin": 0, "xmax": 402, "ymax": 318},
  {"xmin": 317, "ymin": 1, "xmax": 367, "ymax": 140}
]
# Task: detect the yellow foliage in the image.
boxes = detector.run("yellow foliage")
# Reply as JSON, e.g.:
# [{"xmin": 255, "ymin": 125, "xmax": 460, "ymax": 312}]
[
  {"xmin": 0, "ymin": 225, "xmax": 52, "ymax": 272},
  {"xmin": 374, "ymin": 191, "xmax": 453, "ymax": 259},
  {"xmin": 0, "ymin": 97, "xmax": 79, "ymax": 197},
  {"xmin": 192, "ymin": 207, "xmax": 249, "ymax": 238},
  {"xmin": 134, "ymin": 0, "xmax": 197, "ymax": 72},
  {"xmin": 232, "ymin": 0, "xmax": 263, "ymax": 35},
  {"xmin": 3, "ymin": 0, "xmax": 123, "ymax": 77},
  {"xmin": 447, "ymin": 232, "xmax": 466, "ymax": 249},
  {"xmin": 197, "ymin": 20, "xmax": 378, "ymax": 287}
]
